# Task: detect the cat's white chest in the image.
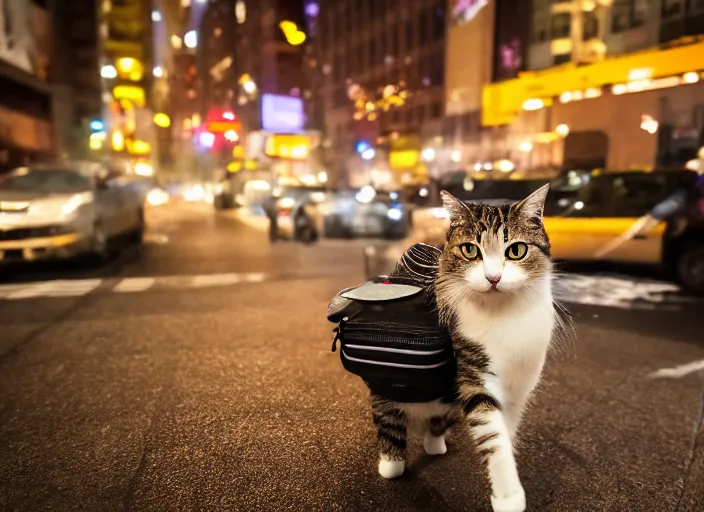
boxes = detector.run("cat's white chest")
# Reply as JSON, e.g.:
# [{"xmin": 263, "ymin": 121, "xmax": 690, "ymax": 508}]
[{"xmin": 455, "ymin": 292, "xmax": 554, "ymax": 401}]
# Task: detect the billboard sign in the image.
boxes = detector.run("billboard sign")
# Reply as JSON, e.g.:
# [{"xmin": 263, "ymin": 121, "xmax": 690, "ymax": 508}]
[{"xmin": 261, "ymin": 94, "xmax": 305, "ymax": 133}]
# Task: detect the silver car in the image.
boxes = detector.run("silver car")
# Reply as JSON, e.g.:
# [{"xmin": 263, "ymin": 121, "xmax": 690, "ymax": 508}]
[{"xmin": 0, "ymin": 165, "xmax": 144, "ymax": 263}]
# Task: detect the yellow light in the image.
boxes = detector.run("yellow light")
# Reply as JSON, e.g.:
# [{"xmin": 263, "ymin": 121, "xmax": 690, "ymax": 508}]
[
  {"xmin": 116, "ymin": 57, "xmax": 143, "ymax": 81},
  {"xmin": 171, "ymin": 35, "xmax": 182, "ymax": 49},
  {"xmin": 640, "ymin": 115, "xmax": 658, "ymax": 134},
  {"xmin": 232, "ymin": 145, "xmax": 245, "ymax": 158},
  {"xmin": 265, "ymin": 135, "xmax": 310, "ymax": 159},
  {"xmin": 365, "ymin": 101, "xmax": 375, "ymax": 112},
  {"xmin": 130, "ymin": 140, "xmax": 151, "ymax": 155},
  {"xmin": 682, "ymin": 71, "xmax": 699, "ymax": 84},
  {"xmin": 153, "ymin": 113, "xmax": 171, "ymax": 128},
  {"xmin": 555, "ymin": 123, "xmax": 570, "ymax": 137},
  {"xmin": 497, "ymin": 159, "xmax": 515, "ymax": 172},
  {"xmin": 279, "ymin": 20, "xmax": 306, "ymax": 45},
  {"xmin": 522, "ymin": 98, "xmax": 544, "ymax": 111},
  {"xmin": 300, "ymin": 174, "xmax": 317, "ymax": 186},
  {"xmin": 368, "ymin": 112, "xmax": 378, "ymax": 121},
  {"xmin": 584, "ymin": 87, "xmax": 602, "ymax": 98},
  {"xmin": 89, "ymin": 132, "xmax": 105, "ymax": 150},
  {"xmin": 113, "ymin": 85, "xmax": 146, "ymax": 107},
  {"xmin": 519, "ymin": 141, "xmax": 533, "ymax": 152},
  {"xmin": 559, "ymin": 91, "xmax": 573, "ymax": 103},
  {"xmin": 227, "ymin": 161, "xmax": 243, "ymax": 173},
  {"xmin": 134, "ymin": 162, "xmax": 153, "ymax": 176},
  {"xmin": 117, "ymin": 57, "xmax": 136, "ymax": 73},
  {"xmin": 628, "ymin": 67, "xmax": 653, "ymax": 81},
  {"xmin": 290, "ymin": 145, "xmax": 308, "ymax": 158},
  {"xmin": 612, "ymin": 83, "xmax": 628, "ymax": 95},
  {"xmin": 389, "ymin": 150, "xmax": 420, "ymax": 170},
  {"xmin": 192, "ymin": 114, "xmax": 201, "ymax": 127},
  {"xmin": 111, "ymin": 131, "xmax": 125, "ymax": 151}
]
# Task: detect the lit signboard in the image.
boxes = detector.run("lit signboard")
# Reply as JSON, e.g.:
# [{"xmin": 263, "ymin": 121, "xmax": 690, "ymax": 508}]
[{"xmin": 261, "ymin": 94, "xmax": 305, "ymax": 133}]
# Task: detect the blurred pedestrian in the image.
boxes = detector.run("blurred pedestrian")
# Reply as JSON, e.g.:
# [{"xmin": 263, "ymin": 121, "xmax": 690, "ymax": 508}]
[{"xmin": 264, "ymin": 189, "xmax": 280, "ymax": 242}]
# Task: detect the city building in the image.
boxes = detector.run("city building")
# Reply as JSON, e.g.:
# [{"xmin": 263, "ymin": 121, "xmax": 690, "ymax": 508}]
[
  {"xmin": 0, "ymin": 0, "xmax": 62, "ymax": 171},
  {"xmin": 232, "ymin": 0, "xmax": 309, "ymax": 133},
  {"xmin": 222, "ymin": 0, "xmax": 324, "ymax": 191},
  {"xmin": 315, "ymin": 0, "xmax": 447, "ymax": 189},
  {"xmin": 51, "ymin": 0, "xmax": 103, "ymax": 161},
  {"xmin": 451, "ymin": 0, "xmax": 704, "ymax": 176}
]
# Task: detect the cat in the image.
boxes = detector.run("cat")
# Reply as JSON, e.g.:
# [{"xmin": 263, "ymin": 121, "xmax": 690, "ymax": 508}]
[{"xmin": 371, "ymin": 185, "xmax": 563, "ymax": 512}]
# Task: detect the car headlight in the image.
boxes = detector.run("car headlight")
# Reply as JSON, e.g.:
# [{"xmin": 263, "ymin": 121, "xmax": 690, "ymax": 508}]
[
  {"xmin": 146, "ymin": 188, "xmax": 169, "ymax": 206},
  {"xmin": 387, "ymin": 207, "xmax": 403, "ymax": 221},
  {"xmin": 279, "ymin": 197, "xmax": 296, "ymax": 209},
  {"xmin": 61, "ymin": 192, "xmax": 94, "ymax": 216}
]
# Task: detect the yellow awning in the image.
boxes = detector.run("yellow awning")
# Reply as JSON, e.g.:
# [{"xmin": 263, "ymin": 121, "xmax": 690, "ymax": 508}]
[{"xmin": 482, "ymin": 39, "xmax": 704, "ymax": 126}]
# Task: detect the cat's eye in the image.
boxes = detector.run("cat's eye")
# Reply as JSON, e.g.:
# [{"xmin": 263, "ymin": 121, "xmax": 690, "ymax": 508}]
[
  {"xmin": 506, "ymin": 242, "xmax": 528, "ymax": 261},
  {"xmin": 458, "ymin": 243, "xmax": 481, "ymax": 261}
]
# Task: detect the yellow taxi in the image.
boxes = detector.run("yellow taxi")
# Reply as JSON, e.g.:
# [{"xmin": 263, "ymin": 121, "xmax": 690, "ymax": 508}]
[{"xmin": 545, "ymin": 170, "xmax": 704, "ymax": 293}]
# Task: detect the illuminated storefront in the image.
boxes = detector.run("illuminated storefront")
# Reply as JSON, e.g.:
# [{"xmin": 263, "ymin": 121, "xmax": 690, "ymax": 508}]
[{"xmin": 482, "ymin": 41, "xmax": 704, "ymax": 171}]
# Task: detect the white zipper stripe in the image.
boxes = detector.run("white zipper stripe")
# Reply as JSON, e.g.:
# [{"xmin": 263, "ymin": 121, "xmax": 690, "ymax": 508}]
[
  {"xmin": 344, "ymin": 344, "xmax": 445, "ymax": 356},
  {"xmin": 341, "ymin": 350, "xmax": 449, "ymax": 369}
]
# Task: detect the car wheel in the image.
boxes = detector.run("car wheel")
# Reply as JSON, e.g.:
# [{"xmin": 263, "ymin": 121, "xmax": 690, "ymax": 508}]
[{"xmin": 677, "ymin": 242, "xmax": 704, "ymax": 294}]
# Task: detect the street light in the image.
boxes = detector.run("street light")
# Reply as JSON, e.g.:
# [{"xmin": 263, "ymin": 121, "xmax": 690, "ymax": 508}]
[
  {"xmin": 153, "ymin": 66, "xmax": 164, "ymax": 78},
  {"xmin": 100, "ymin": 65, "xmax": 117, "ymax": 79},
  {"xmin": 184, "ymin": 30, "xmax": 197, "ymax": 49},
  {"xmin": 421, "ymin": 147, "xmax": 436, "ymax": 162},
  {"xmin": 361, "ymin": 148, "xmax": 376, "ymax": 161},
  {"xmin": 242, "ymin": 79, "xmax": 257, "ymax": 94}
]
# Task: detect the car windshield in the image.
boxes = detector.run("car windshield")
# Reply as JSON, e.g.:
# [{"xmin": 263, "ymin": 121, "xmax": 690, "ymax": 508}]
[
  {"xmin": 565, "ymin": 172, "xmax": 694, "ymax": 218},
  {"xmin": 0, "ymin": 168, "xmax": 92, "ymax": 194}
]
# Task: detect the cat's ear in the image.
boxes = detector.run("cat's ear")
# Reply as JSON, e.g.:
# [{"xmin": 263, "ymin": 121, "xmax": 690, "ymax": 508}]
[
  {"xmin": 441, "ymin": 190, "xmax": 472, "ymax": 225},
  {"xmin": 515, "ymin": 184, "xmax": 549, "ymax": 224}
]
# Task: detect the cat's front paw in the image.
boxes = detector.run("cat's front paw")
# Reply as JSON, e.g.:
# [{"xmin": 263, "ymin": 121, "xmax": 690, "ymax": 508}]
[
  {"xmin": 423, "ymin": 432, "xmax": 447, "ymax": 455},
  {"xmin": 378, "ymin": 456, "xmax": 405, "ymax": 479},
  {"xmin": 490, "ymin": 486, "xmax": 526, "ymax": 512}
]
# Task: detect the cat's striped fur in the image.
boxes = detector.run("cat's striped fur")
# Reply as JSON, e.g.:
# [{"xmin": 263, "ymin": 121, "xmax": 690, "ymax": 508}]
[{"xmin": 370, "ymin": 185, "xmax": 561, "ymax": 512}]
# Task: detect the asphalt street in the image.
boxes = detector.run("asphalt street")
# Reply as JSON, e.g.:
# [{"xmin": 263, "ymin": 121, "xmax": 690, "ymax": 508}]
[{"xmin": 1, "ymin": 202, "xmax": 703, "ymax": 512}]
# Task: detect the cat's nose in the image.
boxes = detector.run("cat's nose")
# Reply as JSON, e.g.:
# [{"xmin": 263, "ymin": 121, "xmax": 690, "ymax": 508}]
[{"xmin": 486, "ymin": 275, "xmax": 502, "ymax": 287}]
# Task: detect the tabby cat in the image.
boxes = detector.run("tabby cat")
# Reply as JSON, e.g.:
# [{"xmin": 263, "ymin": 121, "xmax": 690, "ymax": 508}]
[{"xmin": 372, "ymin": 185, "xmax": 561, "ymax": 512}]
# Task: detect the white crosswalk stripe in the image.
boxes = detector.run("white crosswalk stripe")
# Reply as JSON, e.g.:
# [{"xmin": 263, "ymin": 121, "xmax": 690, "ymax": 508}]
[
  {"xmin": 0, "ymin": 272, "xmax": 270, "ymax": 300},
  {"xmin": 113, "ymin": 277, "xmax": 156, "ymax": 293},
  {"xmin": 0, "ymin": 279, "xmax": 102, "ymax": 300}
]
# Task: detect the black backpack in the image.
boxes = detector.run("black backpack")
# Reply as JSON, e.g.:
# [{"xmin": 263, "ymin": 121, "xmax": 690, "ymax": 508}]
[{"xmin": 327, "ymin": 244, "xmax": 456, "ymax": 403}]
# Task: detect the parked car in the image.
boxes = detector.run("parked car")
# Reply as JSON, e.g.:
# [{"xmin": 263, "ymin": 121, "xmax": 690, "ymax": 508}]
[
  {"xmin": 545, "ymin": 169, "xmax": 704, "ymax": 292},
  {"xmin": 0, "ymin": 164, "xmax": 144, "ymax": 263},
  {"xmin": 322, "ymin": 188, "xmax": 412, "ymax": 240}
]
